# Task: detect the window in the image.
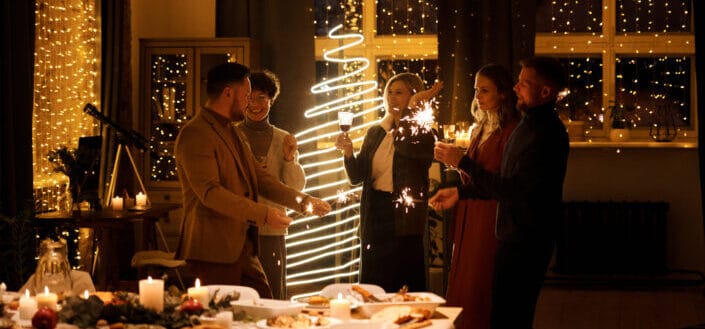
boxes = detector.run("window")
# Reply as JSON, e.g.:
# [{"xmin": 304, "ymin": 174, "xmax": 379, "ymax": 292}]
[{"xmin": 535, "ymin": 0, "xmax": 695, "ymax": 141}]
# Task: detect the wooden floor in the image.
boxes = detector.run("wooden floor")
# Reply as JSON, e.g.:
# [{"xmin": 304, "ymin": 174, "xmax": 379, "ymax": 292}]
[{"xmin": 534, "ymin": 285, "xmax": 705, "ymax": 329}]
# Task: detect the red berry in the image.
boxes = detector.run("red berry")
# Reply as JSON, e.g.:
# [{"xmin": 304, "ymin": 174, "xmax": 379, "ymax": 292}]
[
  {"xmin": 180, "ymin": 298, "xmax": 203, "ymax": 314},
  {"xmin": 31, "ymin": 307, "xmax": 58, "ymax": 329}
]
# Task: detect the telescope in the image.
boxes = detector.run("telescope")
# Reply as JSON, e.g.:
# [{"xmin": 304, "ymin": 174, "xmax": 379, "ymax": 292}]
[{"xmin": 83, "ymin": 103, "xmax": 149, "ymax": 151}]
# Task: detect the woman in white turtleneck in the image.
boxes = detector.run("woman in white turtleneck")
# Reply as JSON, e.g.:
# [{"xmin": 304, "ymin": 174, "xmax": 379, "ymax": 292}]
[{"xmin": 234, "ymin": 70, "xmax": 305, "ymax": 300}]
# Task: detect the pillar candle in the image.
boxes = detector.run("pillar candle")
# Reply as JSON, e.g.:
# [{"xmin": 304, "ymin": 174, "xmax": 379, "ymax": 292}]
[
  {"xmin": 187, "ymin": 278, "xmax": 209, "ymax": 308},
  {"xmin": 139, "ymin": 276, "xmax": 164, "ymax": 312},
  {"xmin": 36, "ymin": 286, "xmax": 58, "ymax": 311},
  {"xmin": 329, "ymin": 293, "xmax": 351, "ymax": 321},
  {"xmin": 112, "ymin": 196, "xmax": 123, "ymax": 211},
  {"xmin": 19, "ymin": 289, "xmax": 37, "ymax": 320},
  {"xmin": 136, "ymin": 192, "xmax": 148, "ymax": 207}
]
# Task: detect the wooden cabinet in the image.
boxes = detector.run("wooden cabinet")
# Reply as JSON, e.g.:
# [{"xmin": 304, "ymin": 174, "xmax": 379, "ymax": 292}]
[{"xmin": 138, "ymin": 38, "xmax": 259, "ymax": 204}]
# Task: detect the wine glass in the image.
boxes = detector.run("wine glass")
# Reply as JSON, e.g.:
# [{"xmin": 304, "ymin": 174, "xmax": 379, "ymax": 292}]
[
  {"xmin": 440, "ymin": 124, "xmax": 457, "ymax": 171},
  {"xmin": 338, "ymin": 111, "xmax": 354, "ymax": 135}
]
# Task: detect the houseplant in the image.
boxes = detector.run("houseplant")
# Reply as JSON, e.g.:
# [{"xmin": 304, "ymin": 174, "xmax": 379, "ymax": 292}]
[
  {"xmin": 556, "ymin": 89, "xmax": 592, "ymax": 141},
  {"xmin": 47, "ymin": 146, "xmax": 95, "ymax": 213},
  {"xmin": 608, "ymin": 100, "xmax": 637, "ymax": 142}
]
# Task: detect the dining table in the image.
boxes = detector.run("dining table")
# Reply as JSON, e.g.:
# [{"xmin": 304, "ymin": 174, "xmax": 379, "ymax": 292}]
[{"xmin": 33, "ymin": 204, "xmax": 179, "ymax": 291}]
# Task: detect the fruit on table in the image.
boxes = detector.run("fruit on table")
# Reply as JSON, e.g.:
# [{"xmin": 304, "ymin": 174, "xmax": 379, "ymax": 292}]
[
  {"xmin": 180, "ymin": 298, "xmax": 203, "ymax": 314},
  {"xmin": 32, "ymin": 306, "xmax": 58, "ymax": 329}
]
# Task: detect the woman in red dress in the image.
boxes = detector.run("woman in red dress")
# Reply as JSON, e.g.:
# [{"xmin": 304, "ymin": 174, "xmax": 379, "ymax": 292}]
[{"xmin": 430, "ymin": 64, "xmax": 519, "ymax": 329}]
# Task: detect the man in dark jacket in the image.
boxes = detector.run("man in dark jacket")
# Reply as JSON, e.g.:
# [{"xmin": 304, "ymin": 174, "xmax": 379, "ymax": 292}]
[{"xmin": 432, "ymin": 56, "xmax": 569, "ymax": 328}]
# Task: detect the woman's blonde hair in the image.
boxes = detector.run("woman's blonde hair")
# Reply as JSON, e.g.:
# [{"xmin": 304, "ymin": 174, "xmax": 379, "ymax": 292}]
[
  {"xmin": 383, "ymin": 73, "xmax": 424, "ymax": 105},
  {"xmin": 470, "ymin": 64, "xmax": 519, "ymax": 129}
]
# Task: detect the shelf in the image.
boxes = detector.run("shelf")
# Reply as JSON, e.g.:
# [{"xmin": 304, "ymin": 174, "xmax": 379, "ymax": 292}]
[{"xmin": 570, "ymin": 139, "xmax": 697, "ymax": 149}]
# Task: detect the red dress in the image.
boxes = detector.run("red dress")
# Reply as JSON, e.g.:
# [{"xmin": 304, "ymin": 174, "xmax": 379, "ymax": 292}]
[{"xmin": 445, "ymin": 120, "xmax": 517, "ymax": 329}]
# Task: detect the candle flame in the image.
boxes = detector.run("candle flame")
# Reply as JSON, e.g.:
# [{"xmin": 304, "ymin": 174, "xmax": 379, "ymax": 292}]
[
  {"xmin": 25, "ymin": 289, "xmax": 30, "ymax": 298},
  {"xmin": 337, "ymin": 292, "xmax": 343, "ymax": 300},
  {"xmin": 195, "ymin": 278, "xmax": 201, "ymax": 288},
  {"xmin": 44, "ymin": 286, "xmax": 49, "ymax": 295},
  {"xmin": 148, "ymin": 276, "xmax": 153, "ymax": 284},
  {"xmin": 83, "ymin": 290, "xmax": 89, "ymax": 299}
]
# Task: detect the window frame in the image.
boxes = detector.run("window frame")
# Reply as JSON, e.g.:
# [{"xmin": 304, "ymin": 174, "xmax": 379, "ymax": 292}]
[
  {"xmin": 535, "ymin": 1, "xmax": 697, "ymax": 144},
  {"xmin": 314, "ymin": 0, "xmax": 438, "ymax": 98}
]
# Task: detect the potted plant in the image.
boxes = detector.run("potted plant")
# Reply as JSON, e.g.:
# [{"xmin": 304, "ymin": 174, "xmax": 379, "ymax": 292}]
[
  {"xmin": 608, "ymin": 100, "xmax": 637, "ymax": 142},
  {"xmin": 556, "ymin": 89, "xmax": 591, "ymax": 141},
  {"xmin": 47, "ymin": 146, "xmax": 94, "ymax": 213}
]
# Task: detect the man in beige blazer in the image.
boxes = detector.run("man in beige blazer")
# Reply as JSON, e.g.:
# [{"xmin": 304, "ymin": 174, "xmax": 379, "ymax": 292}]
[{"xmin": 174, "ymin": 62, "xmax": 330, "ymax": 298}]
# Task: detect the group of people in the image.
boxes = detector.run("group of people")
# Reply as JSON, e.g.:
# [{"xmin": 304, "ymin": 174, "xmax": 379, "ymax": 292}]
[{"xmin": 174, "ymin": 55, "xmax": 569, "ymax": 329}]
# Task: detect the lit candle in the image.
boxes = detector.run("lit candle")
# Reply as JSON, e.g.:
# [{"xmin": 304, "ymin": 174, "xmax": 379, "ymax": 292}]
[
  {"xmin": 139, "ymin": 276, "xmax": 164, "ymax": 312},
  {"xmin": 36, "ymin": 286, "xmax": 58, "ymax": 311},
  {"xmin": 187, "ymin": 278, "xmax": 209, "ymax": 308},
  {"xmin": 19, "ymin": 289, "xmax": 37, "ymax": 320},
  {"xmin": 112, "ymin": 196, "xmax": 123, "ymax": 211},
  {"xmin": 83, "ymin": 289, "xmax": 90, "ymax": 299},
  {"xmin": 79, "ymin": 200, "xmax": 91, "ymax": 212},
  {"xmin": 135, "ymin": 192, "xmax": 148, "ymax": 207},
  {"xmin": 329, "ymin": 293, "xmax": 351, "ymax": 321}
]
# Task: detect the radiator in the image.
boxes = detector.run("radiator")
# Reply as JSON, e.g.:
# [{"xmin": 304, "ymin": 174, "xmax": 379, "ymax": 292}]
[{"xmin": 554, "ymin": 201, "xmax": 669, "ymax": 275}]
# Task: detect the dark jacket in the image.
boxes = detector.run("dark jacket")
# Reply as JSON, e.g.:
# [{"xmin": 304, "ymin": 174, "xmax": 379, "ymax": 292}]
[
  {"xmin": 457, "ymin": 101, "xmax": 569, "ymax": 242},
  {"xmin": 344, "ymin": 110, "xmax": 435, "ymax": 236}
]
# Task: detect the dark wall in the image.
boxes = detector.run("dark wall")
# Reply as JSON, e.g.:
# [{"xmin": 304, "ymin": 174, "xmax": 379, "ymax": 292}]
[{"xmin": 217, "ymin": 0, "xmax": 316, "ymax": 133}]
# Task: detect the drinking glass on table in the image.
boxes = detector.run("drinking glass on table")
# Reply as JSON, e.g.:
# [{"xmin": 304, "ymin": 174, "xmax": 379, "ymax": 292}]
[
  {"xmin": 440, "ymin": 124, "xmax": 457, "ymax": 171},
  {"xmin": 338, "ymin": 111, "xmax": 354, "ymax": 135}
]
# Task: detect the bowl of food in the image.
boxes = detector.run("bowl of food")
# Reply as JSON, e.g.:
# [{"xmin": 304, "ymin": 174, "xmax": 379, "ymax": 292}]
[{"xmin": 230, "ymin": 298, "xmax": 305, "ymax": 319}]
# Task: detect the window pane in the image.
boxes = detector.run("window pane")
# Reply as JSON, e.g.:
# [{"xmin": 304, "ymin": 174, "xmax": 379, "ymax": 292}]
[
  {"xmin": 615, "ymin": 56, "xmax": 691, "ymax": 128},
  {"xmin": 536, "ymin": 0, "xmax": 602, "ymax": 33},
  {"xmin": 314, "ymin": 0, "xmax": 362, "ymax": 36},
  {"xmin": 556, "ymin": 57, "xmax": 604, "ymax": 129},
  {"xmin": 617, "ymin": 0, "xmax": 692, "ymax": 33},
  {"xmin": 377, "ymin": 59, "xmax": 439, "ymax": 94},
  {"xmin": 376, "ymin": 0, "xmax": 438, "ymax": 35}
]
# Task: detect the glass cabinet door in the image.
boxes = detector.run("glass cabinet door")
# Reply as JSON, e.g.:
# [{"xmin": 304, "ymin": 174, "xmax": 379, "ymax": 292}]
[
  {"xmin": 144, "ymin": 47, "xmax": 193, "ymax": 185},
  {"xmin": 140, "ymin": 38, "xmax": 256, "ymax": 201}
]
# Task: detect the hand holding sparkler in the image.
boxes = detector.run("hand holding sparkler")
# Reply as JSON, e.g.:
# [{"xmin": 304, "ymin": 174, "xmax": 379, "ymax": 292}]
[
  {"xmin": 297, "ymin": 195, "xmax": 332, "ymax": 217},
  {"xmin": 428, "ymin": 187, "xmax": 460, "ymax": 212},
  {"xmin": 434, "ymin": 141, "xmax": 465, "ymax": 168}
]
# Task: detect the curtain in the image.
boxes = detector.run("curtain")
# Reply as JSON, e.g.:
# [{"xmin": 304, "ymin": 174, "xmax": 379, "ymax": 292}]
[
  {"xmin": 99, "ymin": 0, "xmax": 133, "ymax": 203},
  {"xmin": 437, "ymin": 0, "xmax": 539, "ymax": 124},
  {"xmin": 695, "ymin": 0, "xmax": 705, "ymax": 271},
  {"xmin": 0, "ymin": 1, "xmax": 35, "ymax": 217},
  {"xmin": 215, "ymin": 0, "xmax": 316, "ymax": 133}
]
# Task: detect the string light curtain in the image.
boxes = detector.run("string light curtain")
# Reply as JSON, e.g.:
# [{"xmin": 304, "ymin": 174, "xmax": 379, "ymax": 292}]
[
  {"xmin": 437, "ymin": 0, "xmax": 538, "ymax": 125},
  {"xmin": 32, "ymin": 0, "xmax": 99, "ymax": 211}
]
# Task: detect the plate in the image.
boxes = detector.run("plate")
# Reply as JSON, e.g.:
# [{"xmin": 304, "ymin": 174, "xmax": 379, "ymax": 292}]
[
  {"xmin": 319, "ymin": 284, "xmax": 385, "ymax": 301},
  {"xmin": 255, "ymin": 316, "xmax": 341, "ymax": 328},
  {"xmin": 302, "ymin": 296, "xmax": 359, "ymax": 310},
  {"xmin": 203, "ymin": 285, "xmax": 259, "ymax": 301},
  {"xmin": 356, "ymin": 292, "xmax": 446, "ymax": 318},
  {"xmin": 231, "ymin": 298, "xmax": 306, "ymax": 319},
  {"xmin": 2, "ymin": 291, "xmax": 19, "ymax": 303}
]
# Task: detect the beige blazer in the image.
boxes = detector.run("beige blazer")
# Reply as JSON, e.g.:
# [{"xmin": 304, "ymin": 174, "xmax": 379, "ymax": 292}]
[{"xmin": 174, "ymin": 109, "xmax": 304, "ymax": 263}]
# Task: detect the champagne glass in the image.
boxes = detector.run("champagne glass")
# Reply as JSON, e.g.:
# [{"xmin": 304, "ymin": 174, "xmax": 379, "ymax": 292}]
[
  {"xmin": 440, "ymin": 124, "xmax": 457, "ymax": 171},
  {"xmin": 338, "ymin": 111, "xmax": 353, "ymax": 135},
  {"xmin": 441, "ymin": 124, "xmax": 456, "ymax": 144}
]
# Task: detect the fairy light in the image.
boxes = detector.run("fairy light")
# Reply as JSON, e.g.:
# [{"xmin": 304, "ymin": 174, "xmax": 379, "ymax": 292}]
[
  {"xmin": 538, "ymin": 0, "xmax": 693, "ymax": 141},
  {"xmin": 287, "ymin": 24, "xmax": 377, "ymax": 299},
  {"xmin": 32, "ymin": 0, "xmax": 99, "ymax": 212}
]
